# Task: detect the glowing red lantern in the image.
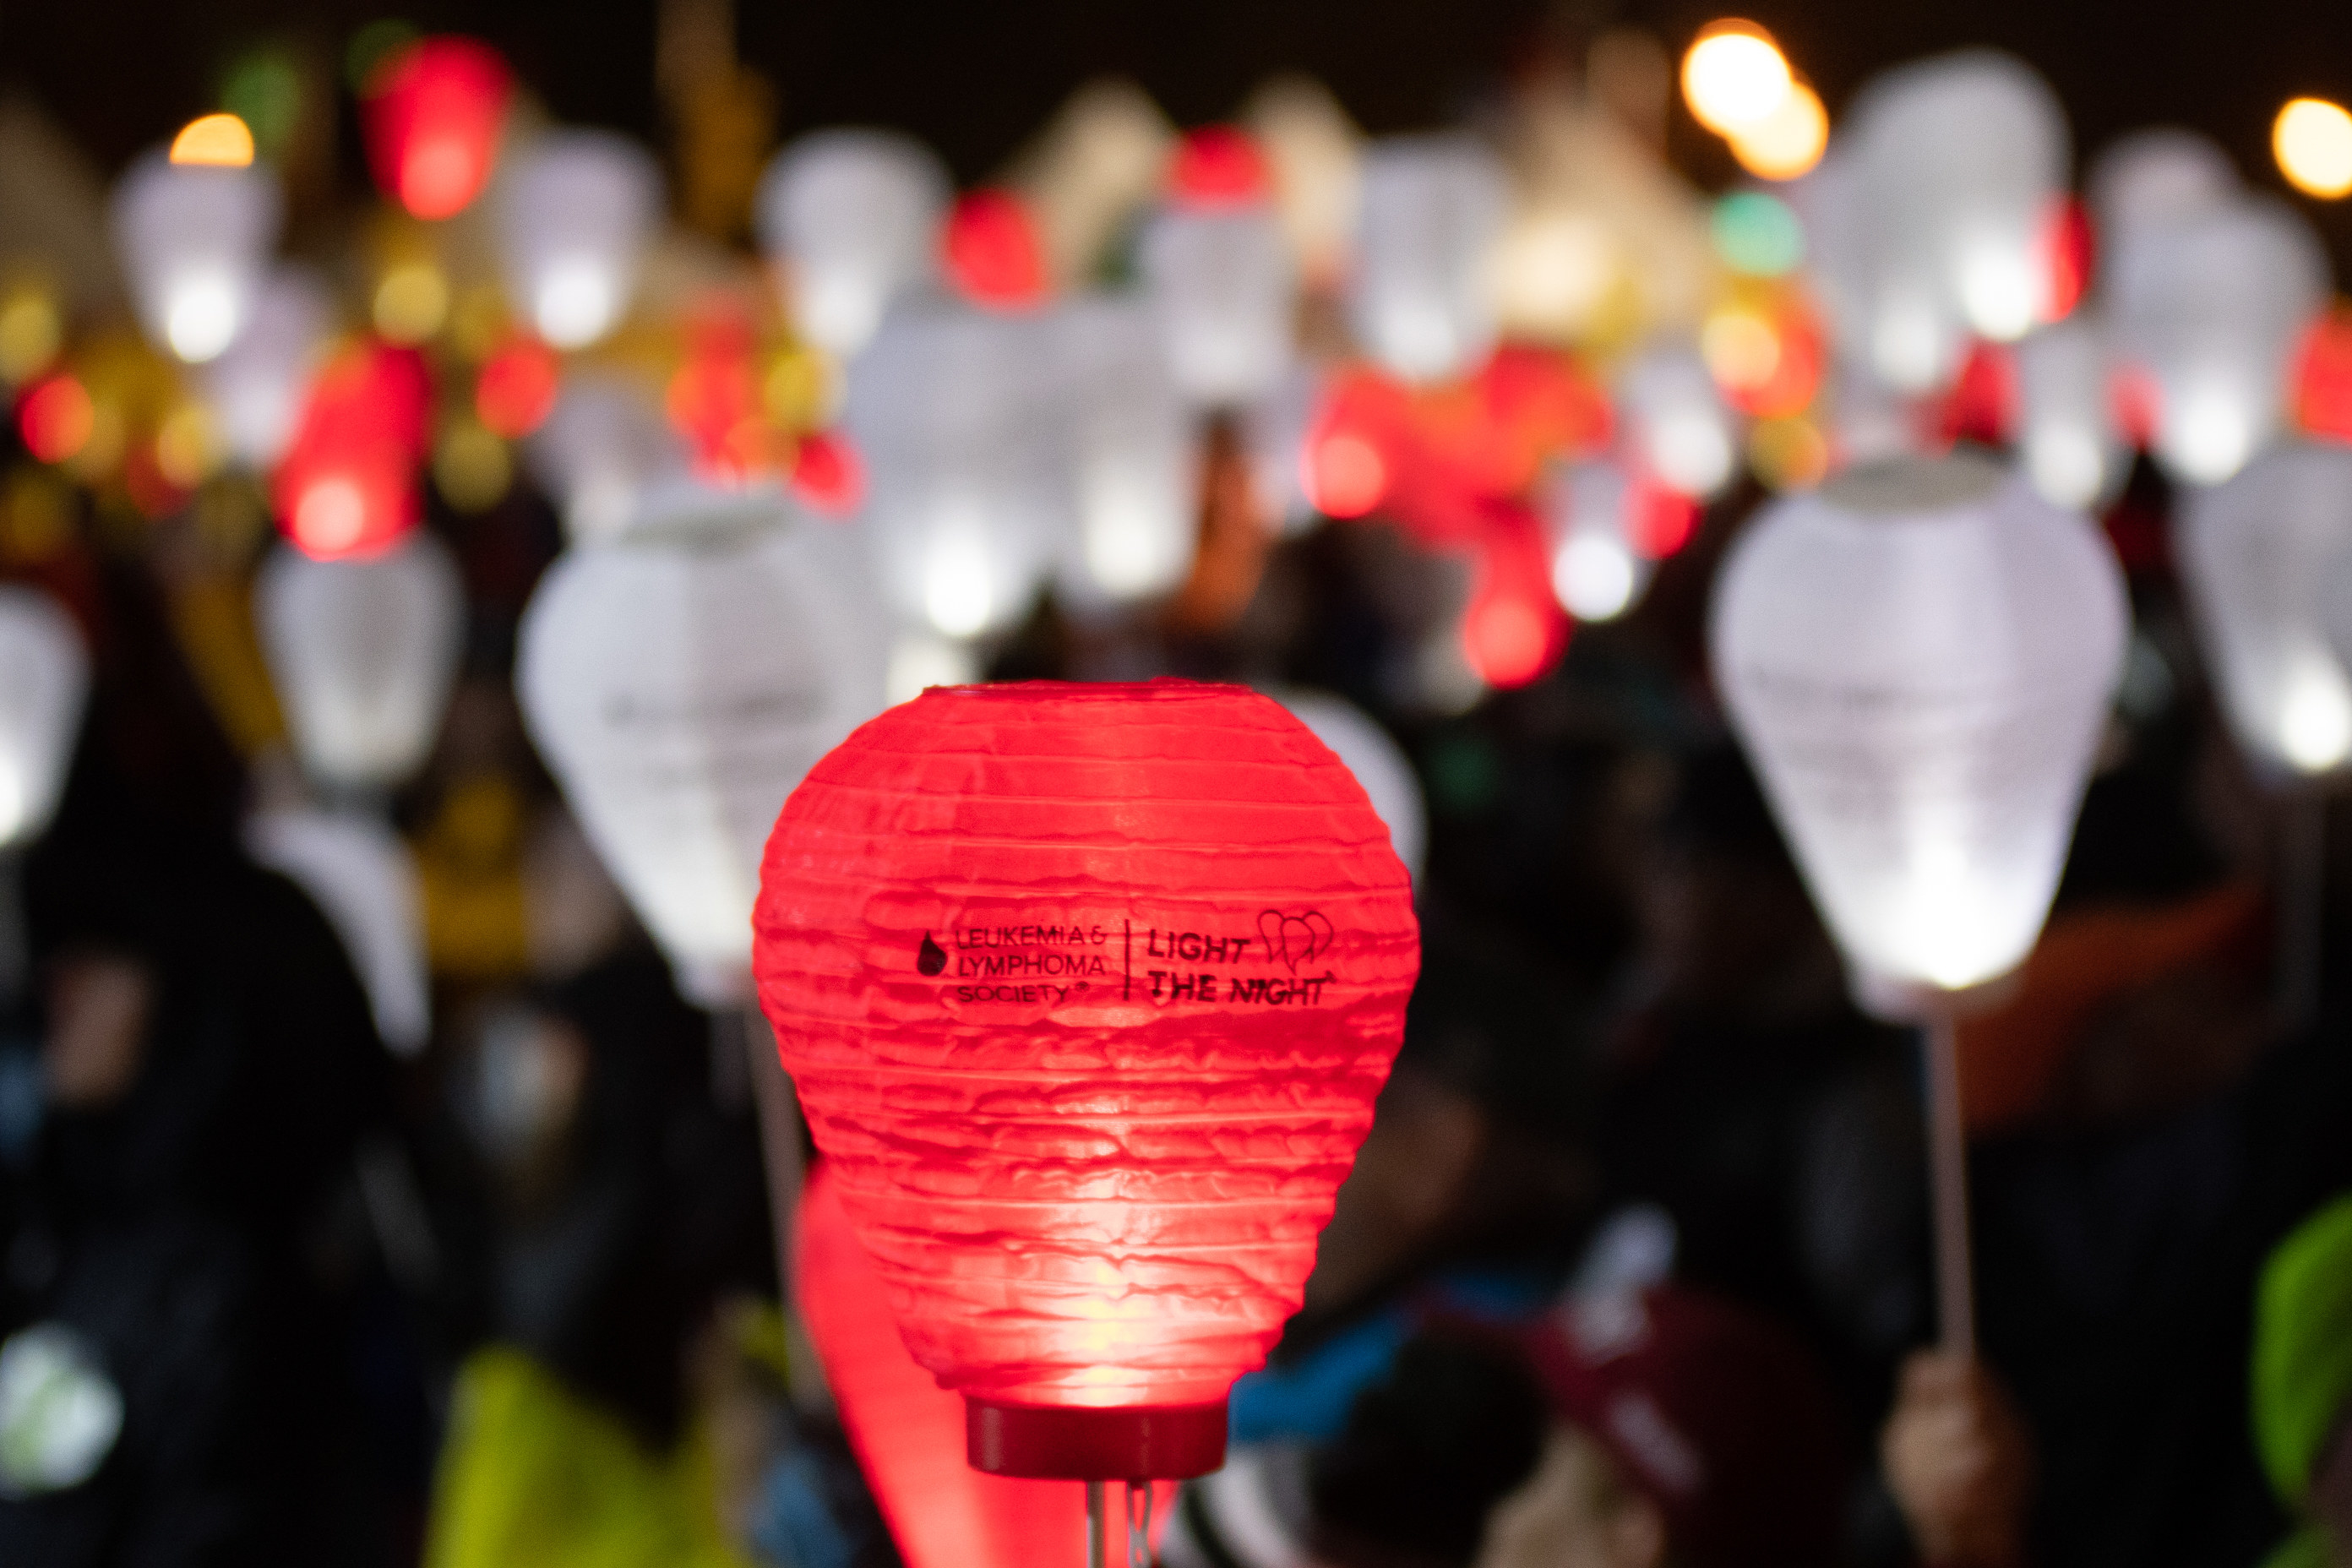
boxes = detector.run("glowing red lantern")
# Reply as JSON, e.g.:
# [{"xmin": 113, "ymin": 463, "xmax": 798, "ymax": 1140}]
[
  {"xmin": 274, "ymin": 345, "xmax": 432, "ymax": 561},
  {"xmin": 1462, "ymin": 503, "xmax": 1569, "ymax": 689},
  {"xmin": 362, "ymin": 37, "xmax": 513, "ymax": 220},
  {"xmin": 1166, "ymin": 126, "xmax": 1271, "ymax": 210},
  {"xmin": 476, "ymin": 335, "xmax": 560, "ymax": 438},
  {"xmin": 754, "ymin": 680, "xmax": 1418, "ymax": 1483},
  {"xmin": 942, "ymin": 190, "xmax": 1049, "ymax": 311},
  {"xmin": 790, "ymin": 430, "xmax": 864, "ymax": 517}
]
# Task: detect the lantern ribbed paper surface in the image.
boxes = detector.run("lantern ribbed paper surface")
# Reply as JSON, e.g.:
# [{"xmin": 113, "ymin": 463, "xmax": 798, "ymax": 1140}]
[{"xmin": 754, "ymin": 680, "xmax": 1418, "ymax": 1479}]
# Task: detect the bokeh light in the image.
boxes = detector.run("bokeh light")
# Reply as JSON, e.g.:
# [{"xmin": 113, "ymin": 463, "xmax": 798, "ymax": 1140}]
[
  {"xmin": 1682, "ymin": 22, "xmax": 1792, "ymax": 135},
  {"xmin": 1729, "ymin": 81, "xmax": 1827, "ymax": 180},
  {"xmin": 940, "ymin": 191, "xmax": 1048, "ymax": 310},
  {"xmin": 475, "ymin": 336, "xmax": 560, "ymax": 438},
  {"xmin": 17, "ymin": 377, "xmax": 94, "ymax": 465},
  {"xmin": 2276, "ymin": 98, "xmax": 2352, "ymax": 199},
  {"xmin": 168, "ymin": 114, "xmax": 255, "ymax": 169},
  {"xmin": 1712, "ymin": 191, "xmax": 1805, "ymax": 276}
]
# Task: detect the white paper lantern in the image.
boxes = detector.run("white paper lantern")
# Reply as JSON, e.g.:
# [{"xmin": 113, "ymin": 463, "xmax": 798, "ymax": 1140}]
[
  {"xmin": 496, "ymin": 130, "xmax": 662, "ymax": 350},
  {"xmin": 1052, "ymin": 295, "xmax": 1196, "ymax": 612},
  {"xmin": 2107, "ymin": 194, "xmax": 2328, "ymax": 485},
  {"xmin": 2088, "ymin": 128, "xmax": 2238, "ymax": 261},
  {"xmin": 199, "ymin": 264, "xmax": 331, "ymax": 468},
  {"xmin": 2015, "ymin": 317, "xmax": 2124, "ymax": 510},
  {"xmin": 524, "ymin": 373, "xmax": 690, "ymax": 544},
  {"xmin": 1138, "ymin": 199, "xmax": 1295, "ymax": 407},
  {"xmin": 1349, "ymin": 135, "xmax": 1508, "ymax": 384},
  {"xmin": 246, "ymin": 805, "xmax": 430, "ymax": 1055},
  {"xmin": 1712, "ymin": 452, "xmax": 2126, "ymax": 1016},
  {"xmin": 109, "ymin": 150, "xmax": 282, "ymax": 364},
  {"xmin": 0, "ymin": 588, "xmax": 88, "ymax": 852},
  {"xmin": 257, "ymin": 531, "xmax": 466, "ymax": 794},
  {"xmin": 1844, "ymin": 52, "xmax": 2070, "ymax": 389},
  {"xmin": 2178, "ymin": 442, "xmax": 2352, "ymax": 781},
  {"xmin": 1545, "ymin": 460, "xmax": 1654, "ymax": 623},
  {"xmin": 1277, "ymin": 690, "xmax": 1426, "ymax": 879},
  {"xmin": 1618, "ymin": 344, "xmax": 1738, "ymax": 500},
  {"xmin": 844, "ymin": 297, "xmax": 1059, "ymax": 639},
  {"xmin": 516, "ymin": 484, "xmax": 890, "ymax": 1008},
  {"xmin": 756, "ymin": 129, "xmax": 950, "ymax": 360}
]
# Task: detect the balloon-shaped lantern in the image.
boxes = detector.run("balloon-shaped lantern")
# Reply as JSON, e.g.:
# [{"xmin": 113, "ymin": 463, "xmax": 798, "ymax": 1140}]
[
  {"xmin": 1349, "ymin": 135, "xmax": 1507, "ymax": 384},
  {"xmin": 258, "ymin": 531, "xmax": 466, "ymax": 796},
  {"xmin": 199, "ymin": 265, "xmax": 331, "ymax": 469},
  {"xmin": 2107, "ymin": 194, "xmax": 2328, "ymax": 484},
  {"xmin": 2177, "ymin": 443, "xmax": 2352, "ymax": 781},
  {"xmin": 110, "ymin": 150, "xmax": 281, "ymax": 364},
  {"xmin": 754, "ymin": 681, "xmax": 1418, "ymax": 1499},
  {"xmin": 1712, "ymin": 451, "xmax": 2126, "ymax": 1349},
  {"xmin": 519, "ymin": 484, "xmax": 889, "ymax": 1008},
  {"xmin": 2014, "ymin": 317, "xmax": 2123, "ymax": 510},
  {"xmin": 1138, "ymin": 129, "xmax": 1295, "ymax": 409},
  {"xmin": 496, "ymin": 130, "xmax": 662, "ymax": 350},
  {"xmin": 1618, "ymin": 344, "xmax": 1739, "ymax": 501},
  {"xmin": 1276, "ymin": 689, "xmax": 1427, "ymax": 880},
  {"xmin": 756, "ymin": 129, "xmax": 950, "ymax": 360},
  {"xmin": 2088, "ymin": 128, "xmax": 2239, "ymax": 264},
  {"xmin": 0, "ymin": 588, "xmax": 89, "ymax": 852},
  {"xmin": 846, "ymin": 299, "xmax": 1059, "ymax": 640},
  {"xmin": 1053, "ymin": 297, "xmax": 1196, "ymax": 614},
  {"xmin": 1843, "ymin": 51, "xmax": 2069, "ymax": 390},
  {"xmin": 361, "ymin": 35, "xmax": 513, "ymax": 220},
  {"xmin": 1546, "ymin": 460, "xmax": 1656, "ymax": 624}
]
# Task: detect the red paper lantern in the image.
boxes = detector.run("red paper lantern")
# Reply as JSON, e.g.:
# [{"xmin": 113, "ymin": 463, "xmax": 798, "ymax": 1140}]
[
  {"xmin": 362, "ymin": 37, "xmax": 513, "ymax": 220},
  {"xmin": 754, "ymin": 680, "xmax": 1419, "ymax": 1481},
  {"xmin": 1167, "ymin": 127, "xmax": 1271, "ymax": 210},
  {"xmin": 273, "ymin": 344, "xmax": 431, "ymax": 561},
  {"xmin": 941, "ymin": 190, "xmax": 1049, "ymax": 311}
]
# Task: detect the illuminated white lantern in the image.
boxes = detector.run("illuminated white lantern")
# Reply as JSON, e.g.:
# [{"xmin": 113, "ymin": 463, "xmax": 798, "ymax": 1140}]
[
  {"xmin": 2106, "ymin": 194, "xmax": 2328, "ymax": 485},
  {"xmin": 517, "ymin": 483, "xmax": 890, "ymax": 1007},
  {"xmin": 524, "ymin": 373, "xmax": 689, "ymax": 543},
  {"xmin": 1053, "ymin": 296, "xmax": 1196, "ymax": 612},
  {"xmin": 2088, "ymin": 128, "xmax": 2238, "ymax": 262},
  {"xmin": 756, "ymin": 129, "xmax": 950, "ymax": 360},
  {"xmin": 845, "ymin": 298, "xmax": 1059, "ymax": 639},
  {"xmin": 257, "ymin": 531, "xmax": 465, "ymax": 795},
  {"xmin": 200, "ymin": 264, "xmax": 330, "ymax": 468},
  {"xmin": 2178, "ymin": 442, "xmax": 2352, "ymax": 781},
  {"xmin": 1277, "ymin": 689, "xmax": 1426, "ymax": 879},
  {"xmin": 246, "ymin": 805, "xmax": 430, "ymax": 1055},
  {"xmin": 1618, "ymin": 344, "xmax": 1738, "ymax": 500},
  {"xmin": 1546, "ymin": 460, "xmax": 1653, "ymax": 623},
  {"xmin": 1844, "ymin": 52, "xmax": 2070, "ymax": 389},
  {"xmin": 496, "ymin": 130, "xmax": 662, "ymax": 350},
  {"xmin": 1712, "ymin": 451, "xmax": 2126, "ymax": 1017},
  {"xmin": 1138, "ymin": 196, "xmax": 1295, "ymax": 407},
  {"xmin": 2015, "ymin": 317, "xmax": 2124, "ymax": 510},
  {"xmin": 0, "ymin": 588, "xmax": 88, "ymax": 851},
  {"xmin": 1350, "ymin": 135, "xmax": 1508, "ymax": 384},
  {"xmin": 109, "ymin": 150, "xmax": 282, "ymax": 364}
]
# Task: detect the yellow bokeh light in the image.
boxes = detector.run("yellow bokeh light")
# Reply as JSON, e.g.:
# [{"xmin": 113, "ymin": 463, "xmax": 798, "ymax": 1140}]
[
  {"xmin": 155, "ymin": 403, "xmax": 220, "ymax": 488},
  {"xmin": 434, "ymin": 420, "xmax": 513, "ymax": 513},
  {"xmin": 0, "ymin": 289, "xmax": 62, "ymax": 385},
  {"xmin": 1702, "ymin": 306, "xmax": 1783, "ymax": 391},
  {"xmin": 1682, "ymin": 22, "xmax": 1792, "ymax": 135},
  {"xmin": 1747, "ymin": 416, "xmax": 1829, "ymax": 490},
  {"xmin": 169, "ymin": 113, "xmax": 256, "ymax": 169},
  {"xmin": 2276, "ymin": 98, "xmax": 2352, "ymax": 199},
  {"xmin": 373, "ymin": 262, "xmax": 451, "ymax": 344},
  {"xmin": 1731, "ymin": 81, "xmax": 1828, "ymax": 180}
]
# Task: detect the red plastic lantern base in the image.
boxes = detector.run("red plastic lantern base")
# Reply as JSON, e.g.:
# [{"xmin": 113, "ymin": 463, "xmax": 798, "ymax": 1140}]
[{"xmin": 965, "ymin": 1398, "xmax": 1228, "ymax": 1481}]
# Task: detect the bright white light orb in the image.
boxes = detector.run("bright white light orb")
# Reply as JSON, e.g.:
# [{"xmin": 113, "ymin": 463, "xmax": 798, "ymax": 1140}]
[
  {"xmin": 1683, "ymin": 26, "xmax": 1793, "ymax": 134},
  {"xmin": 1554, "ymin": 533, "xmax": 1638, "ymax": 621}
]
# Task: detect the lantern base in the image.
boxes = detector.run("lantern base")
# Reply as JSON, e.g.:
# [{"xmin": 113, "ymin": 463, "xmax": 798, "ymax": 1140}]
[
  {"xmin": 1848, "ymin": 965, "xmax": 2022, "ymax": 1026},
  {"xmin": 964, "ymin": 1396, "xmax": 1228, "ymax": 1480}
]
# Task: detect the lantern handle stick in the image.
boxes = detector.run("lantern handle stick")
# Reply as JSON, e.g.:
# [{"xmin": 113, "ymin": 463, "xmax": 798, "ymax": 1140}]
[
  {"xmin": 1086, "ymin": 1480, "xmax": 1107, "ymax": 1568},
  {"xmin": 1925, "ymin": 1015, "xmax": 1975, "ymax": 1355},
  {"xmin": 1128, "ymin": 1479, "xmax": 1154, "ymax": 1567},
  {"xmin": 738, "ymin": 1007, "xmax": 808, "ymax": 1309},
  {"xmin": 2277, "ymin": 791, "xmax": 2325, "ymax": 1032}
]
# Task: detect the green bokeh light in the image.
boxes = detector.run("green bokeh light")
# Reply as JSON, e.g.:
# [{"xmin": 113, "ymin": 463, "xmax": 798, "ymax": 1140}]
[{"xmin": 1712, "ymin": 191, "xmax": 1805, "ymax": 278}]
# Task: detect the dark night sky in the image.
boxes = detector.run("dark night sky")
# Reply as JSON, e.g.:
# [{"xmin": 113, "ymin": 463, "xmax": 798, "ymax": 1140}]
[{"xmin": 8, "ymin": 0, "xmax": 2352, "ymax": 259}]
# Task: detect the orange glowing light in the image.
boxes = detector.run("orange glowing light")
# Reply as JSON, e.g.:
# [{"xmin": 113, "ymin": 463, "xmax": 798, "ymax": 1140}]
[
  {"xmin": 1682, "ymin": 21, "xmax": 1792, "ymax": 136},
  {"xmin": 169, "ymin": 113, "xmax": 256, "ymax": 169},
  {"xmin": 1729, "ymin": 81, "xmax": 1827, "ymax": 180},
  {"xmin": 476, "ymin": 336, "xmax": 561, "ymax": 438},
  {"xmin": 2276, "ymin": 98, "xmax": 2352, "ymax": 199},
  {"xmin": 18, "ymin": 376, "xmax": 94, "ymax": 465},
  {"xmin": 1306, "ymin": 433, "xmax": 1388, "ymax": 518}
]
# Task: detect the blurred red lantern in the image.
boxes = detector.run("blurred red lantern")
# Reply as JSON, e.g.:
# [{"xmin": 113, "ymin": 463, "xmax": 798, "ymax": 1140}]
[
  {"xmin": 274, "ymin": 344, "xmax": 431, "ymax": 560},
  {"xmin": 1462, "ymin": 503, "xmax": 1569, "ymax": 689},
  {"xmin": 362, "ymin": 37, "xmax": 513, "ymax": 220},
  {"xmin": 754, "ymin": 680, "xmax": 1418, "ymax": 1481},
  {"xmin": 1166, "ymin": 126, "xmax": 1271, "ymax": 210},
  {"xmin": 790, "ymin": 429, "xmax": 865, "ymax": 516},
  {"xmin": 941, "ymin": 190, "xmax": 1049, "ymax": 311},
  {"xmin": 476, "ymin": 334, "xmax": 560, "ymax": 438}
]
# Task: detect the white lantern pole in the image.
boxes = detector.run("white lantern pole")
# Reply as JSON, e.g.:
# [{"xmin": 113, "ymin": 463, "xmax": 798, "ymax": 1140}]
[
  {"xmin": 1712, "ymin": 451, "xmax": 2128, "ymax": 1348},
  {"xmin": 516, "ymin": 481, "xmax": 891, "ymax": 1297}
]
